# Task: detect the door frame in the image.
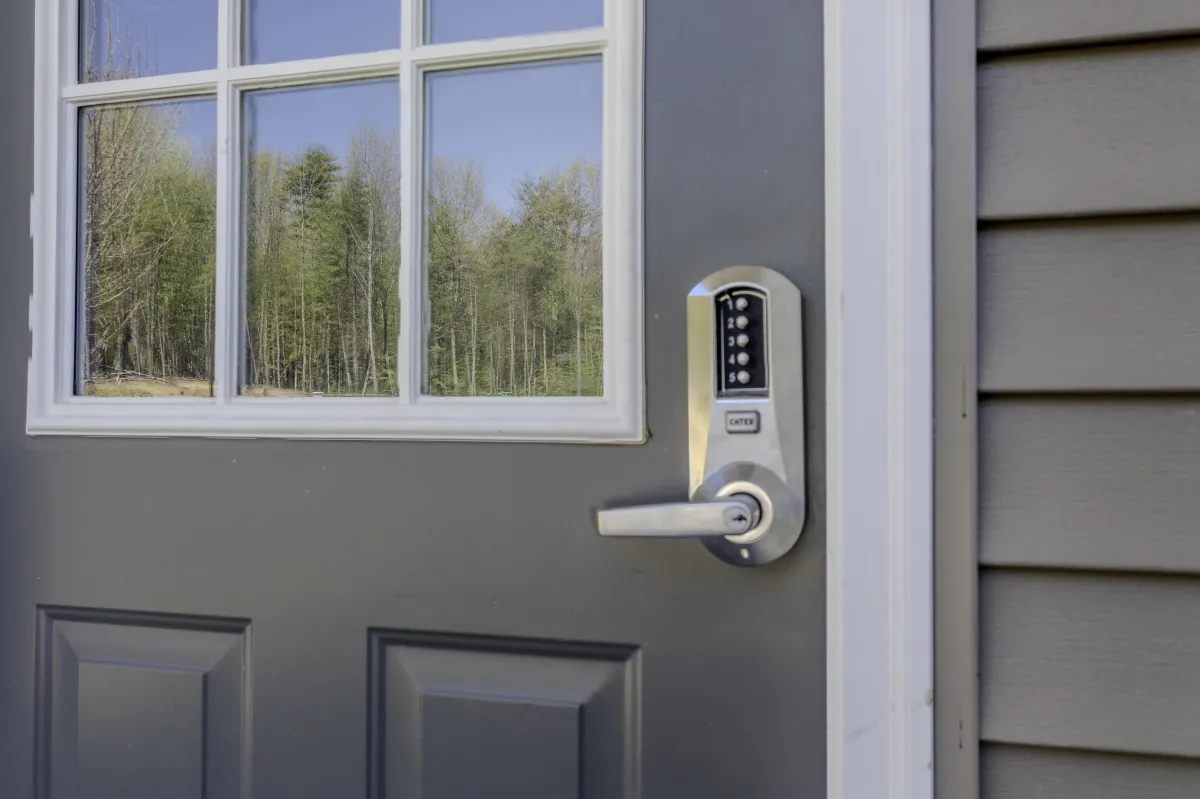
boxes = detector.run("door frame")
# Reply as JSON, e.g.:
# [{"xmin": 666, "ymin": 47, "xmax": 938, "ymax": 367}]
[{"xmin": 824, "ymin": 1, "xmax": 934, "ymax": 798}]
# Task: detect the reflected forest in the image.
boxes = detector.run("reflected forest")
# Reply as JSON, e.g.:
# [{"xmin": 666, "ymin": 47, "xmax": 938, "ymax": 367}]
[
  {"xmin": 425, "ymin": 157, "xmax": 603, "ymax": 398},
  {"xmin": 80, "ymin": 100, "xmax": 218, "ymax": 398},
  {"xmin": 243, "ymin": 124, "xmax": 402, "ymax": 397},
  {"xmin": 80, "ymin": 2, "xmax": 604, "ymax": 399}
]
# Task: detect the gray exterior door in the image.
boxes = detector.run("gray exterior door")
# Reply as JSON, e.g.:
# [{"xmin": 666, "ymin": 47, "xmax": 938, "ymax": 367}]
[{"xmin": 0, "ymin": 0, "xmax": 825, "ymax": 797}]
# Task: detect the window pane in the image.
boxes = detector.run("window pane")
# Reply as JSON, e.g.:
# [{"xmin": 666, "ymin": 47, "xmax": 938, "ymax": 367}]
[
  {"xmin": 243, "ymin": 80, "xmax": 401, "ymax": 398},
  {"xmin": 427, "ymin": 0, "xmax": 602, "ymax": 44},
  {"xmin": 81, "ymin": 0, "xmax": 216, "ymax": 82},
  {"xmin": 424, "ymin": 60, "xmax": 603, "ymax": 398},
  {"xmin": 245, "ymin": 0, "xmax": 399, "ymax": 64},
  {"xmin": 78, "ymin": 98, "xmax": 217, "ymax": 397}
]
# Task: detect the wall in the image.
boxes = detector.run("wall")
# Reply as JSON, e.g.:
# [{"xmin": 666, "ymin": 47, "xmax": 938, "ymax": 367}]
[{"xmin": 974, "ymin": 3, "xmax": 1200, "ymax": 796}]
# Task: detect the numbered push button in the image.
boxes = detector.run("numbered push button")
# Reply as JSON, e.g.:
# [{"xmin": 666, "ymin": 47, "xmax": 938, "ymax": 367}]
[{"xmin": 717, "ymin": 287, "xmax": 769, "ymax": 397}]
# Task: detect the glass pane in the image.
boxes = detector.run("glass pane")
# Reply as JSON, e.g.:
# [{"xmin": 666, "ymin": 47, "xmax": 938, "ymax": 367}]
[
  {"xmin": 427, "ymin": 0, "xmax": 602, "ymax": 44},
  {"xmin": 246, "ymin": 0, "xmax": 399, "ymax": 64},
  {"xmin": 81, "ymin": 0, "xmax": 216, "ymax": 82},
  {"xmin": 78, "ymin": 98, "xmax": 217, "ymax": 397},
  {"xmin": 424, "ymin": 59, "xmax": 603, "ymax": 398},
  {"xmin": 243, "ymin": 80, "xmax": 401, "ymax": 398}
]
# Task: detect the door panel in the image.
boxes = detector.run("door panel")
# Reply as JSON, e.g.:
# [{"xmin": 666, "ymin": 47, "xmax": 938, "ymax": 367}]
[
  {"xmin": 0, "ymin": 0, "xmax": 825, "ymax": 797},
  {"xmin": 370, "ymin": 631, "xmax": 638, "ymax": 798},
  {"xmin": 36, "ymin": 608, "xmax": 249, "ymax": 799}
]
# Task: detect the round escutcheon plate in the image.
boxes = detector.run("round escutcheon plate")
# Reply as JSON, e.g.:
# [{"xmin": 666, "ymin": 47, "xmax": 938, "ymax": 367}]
[{"xmin": 693, "ymin": 462, "xmax": 806, "ymax": 567}]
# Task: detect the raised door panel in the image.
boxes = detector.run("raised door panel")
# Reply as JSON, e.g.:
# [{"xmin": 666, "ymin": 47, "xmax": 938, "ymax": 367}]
[
  {"xmin": 370, "ymin": 631, "xmax": 639, "ymax": 798},
  {"xmin": 36, "ymin": 608, "xmax": 249, "ymax": 799}
]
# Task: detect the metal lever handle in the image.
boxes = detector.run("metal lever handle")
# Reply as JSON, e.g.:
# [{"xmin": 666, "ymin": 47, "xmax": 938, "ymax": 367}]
[{"xmin": 596, "ymin": 494, "xmax": 762, "ymax": 538}]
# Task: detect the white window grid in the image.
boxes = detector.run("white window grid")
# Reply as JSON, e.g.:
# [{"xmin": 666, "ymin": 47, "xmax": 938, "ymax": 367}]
[{"xmin": 29, "ymin": 0, "xmax": 644, "ymax": 441}]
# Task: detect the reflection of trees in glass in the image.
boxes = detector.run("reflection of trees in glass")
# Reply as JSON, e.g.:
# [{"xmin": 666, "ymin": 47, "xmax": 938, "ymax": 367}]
[
  {"xmin": 78, "ymin": 0, "xmax": 604, "ymax": 400},
  {"xmin": 81, "ymin": 100, "xmax": 217, "ymax": 397},
  {"xmin": 83, "ymin": 0, "xmax": 146, "ymax": 83},
  {"xmin": 83, "ymin": 0, "xmax": 206, "ymax": 82},
  {"xmin": 80, "ymin": 0, "xmax": 216, "ymax": 397},
  {"xmin": 426, "ymin": 158, "xmax": 603, "ymax": 397},
  {"xmin": 244, "ymin": 128, "xmax": 401, "ymax": 397},
  {"xmin": 83, "ymin": 118, "xmax": 602, "ymax": 400}
]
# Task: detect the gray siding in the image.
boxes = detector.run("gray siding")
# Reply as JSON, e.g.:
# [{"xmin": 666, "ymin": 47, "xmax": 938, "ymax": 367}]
[
  {"xmin": 976, "ymin": 3, "xmax": 1200, "ymax": 795},
  {"xmin": 979, "ymin": 0, "xmax": 1200, "ymax": 52},
  {"xmin": 983, "ymin": 745, "xmax": 1200, "ymax": 799},
  {"xmin": 979, "ymin": 43, "xmax": 1200, "ymax": 220},
  {"xmin": 979, "ymin": 220, "xmax": 1200, "ymax": 392},
  {"xmin": 982, "ymin": 570, "xmax": 1200, "ymax": 756},
  {"xmin": 980, "ymin": 400, "xmax": 1200, "ymax": 572}
]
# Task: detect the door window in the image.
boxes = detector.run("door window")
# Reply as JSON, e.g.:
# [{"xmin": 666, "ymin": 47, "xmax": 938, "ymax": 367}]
[{"xmin": 30, "ymin": 0, "xmax": 644, "ymax": 441}]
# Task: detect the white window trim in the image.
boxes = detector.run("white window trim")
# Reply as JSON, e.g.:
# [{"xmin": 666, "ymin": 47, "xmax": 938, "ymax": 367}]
[
  {"xmin": 824, "ymin": 0, "xmax": 934, "ymax": 798},
  {"xmin": 28, "ymin": 0, "xmax": 645, "ymax": 442}
]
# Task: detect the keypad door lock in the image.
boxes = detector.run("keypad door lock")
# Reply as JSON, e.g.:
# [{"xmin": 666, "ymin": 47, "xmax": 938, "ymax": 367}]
[{"xmin": 596, "ymin": 266, "xmax": 806, "ymax": 566}]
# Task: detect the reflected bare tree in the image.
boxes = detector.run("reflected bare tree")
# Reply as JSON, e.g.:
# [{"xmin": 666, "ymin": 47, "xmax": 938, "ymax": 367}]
[{"xmin": 81, "ymin": 99, "xmax": 217, "ymax": 396}]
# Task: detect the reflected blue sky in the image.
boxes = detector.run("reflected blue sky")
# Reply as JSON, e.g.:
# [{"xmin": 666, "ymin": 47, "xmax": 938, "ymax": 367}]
[
  {"xmin": 243, "ymin": 80, "xmax": 400, "ymax": 167},
  {"xmin": 171, "ymin": 99, "xmax": 218, "ymax": 163},
  {"xmin": 221, "ymin": 60, "xmax": 601, "ymax": 211},
  {"xmin": 90, "ymin": 1, "xmax": 603, "ymax": 212},
  {"xmin": 84, "ymin": 0, "xmax": 601, "ymax": 76},
  {"xmin": 428, "ymin": 0, "xmax": 602, "ymax": 44},
  {"xmin": 82, "ymin": 0, "xmax": 216, "ymax": 78},
  {"xmin": 246, "ymin": 0, "xmax": 400, "ymax": 64},
  {"xmin": 427, "ymin": 59, "xmax": 602, "ymax": 208}
]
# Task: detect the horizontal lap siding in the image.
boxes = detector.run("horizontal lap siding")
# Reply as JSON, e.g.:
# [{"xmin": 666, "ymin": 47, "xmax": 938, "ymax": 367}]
[
  {"xmin": 979, "ymin": 0, "xmax": 1200, "ymax": 52},
  {"xmin": 978, "ymin": 42, "xmax": 1200, "ymax": 220},
  {"xmin": 975, "ymin": 13, "xmax": 1200, "ymax": 797},
  {"xmin": 983, "ymin": 744, "xmax": 1200, "ymax": 799},
  {"xmin": 979, "ymin": 218, "xmax": 1200, "ymax": 392},
  {"xmin": 980, "ymin": 399, "xmax": 1200, "ymax": 573},
  {"xmin": 981, "ymin": 570, "xmax": 1200, "ymax": 756}
]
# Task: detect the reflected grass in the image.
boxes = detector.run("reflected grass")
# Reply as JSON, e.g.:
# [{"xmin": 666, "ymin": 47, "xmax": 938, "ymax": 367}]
[{"xmin": 85, "ymin": 378, "xmax": 213, "ymax": 398}]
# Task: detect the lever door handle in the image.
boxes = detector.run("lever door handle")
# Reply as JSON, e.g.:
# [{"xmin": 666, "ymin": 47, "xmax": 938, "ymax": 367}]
[
  {"xmin": 596, "ymin": 494, "xmax": 762, "ymax": 538},
  {"xmin": 594, "ymin": 267, "xmax": 805, "ymax": 566}
]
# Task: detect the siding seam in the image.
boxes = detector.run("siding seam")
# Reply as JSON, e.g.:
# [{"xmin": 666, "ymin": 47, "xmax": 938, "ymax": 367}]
[
  {"xmin": 983, "ymin": 741, "xmax": 1200, "ymax": 766},
  {"xmin": 978, "ymin": 32, "xmax": 1200, "ymax": 62},
  {"xmin": 979, "ymin": 28, "xmax": 1200, "ymax": 58}
]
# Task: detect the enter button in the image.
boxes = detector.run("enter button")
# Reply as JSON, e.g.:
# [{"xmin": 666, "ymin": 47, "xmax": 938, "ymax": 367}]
[{"xmin": 725, "ymin": 411, "xmax": 761, "ymax": 434}]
